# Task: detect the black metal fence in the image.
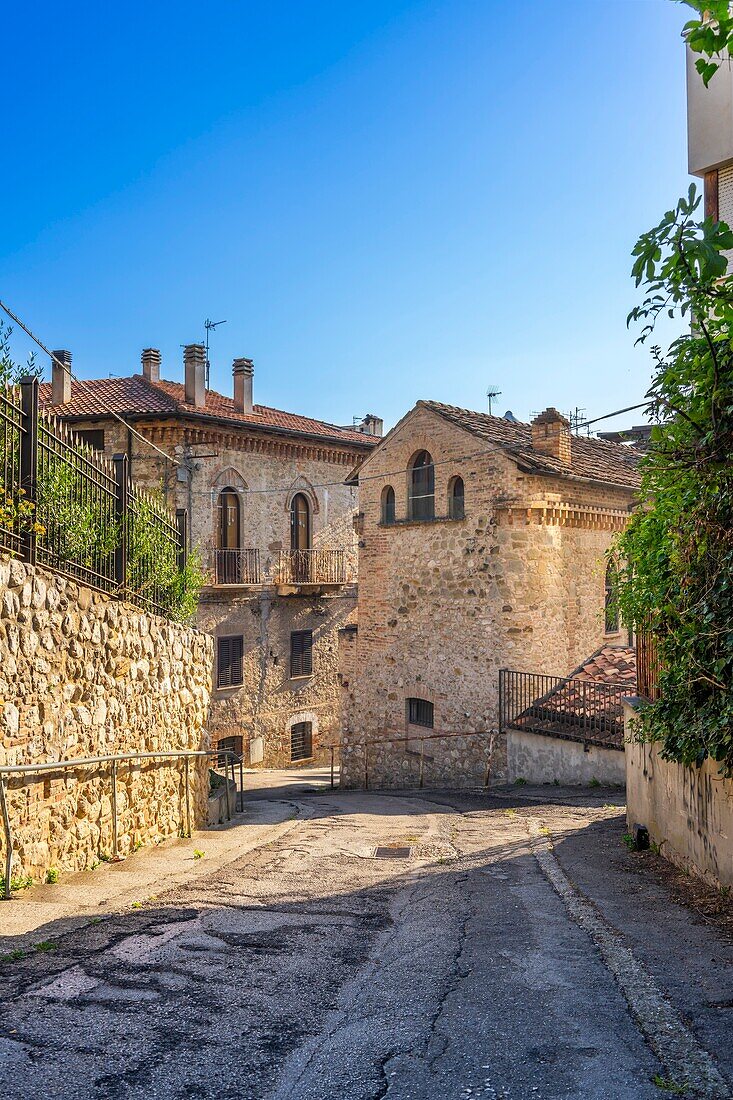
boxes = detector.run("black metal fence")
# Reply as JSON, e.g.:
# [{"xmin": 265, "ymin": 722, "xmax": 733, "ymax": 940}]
[
  {"xmin": 0, "ymin": 385, "xmax": 25, "ymax": 559},
  {"xmin": 499, "ymin": 668, "xmax": 627, "ymax": 750},
  {"xmin": 0, "ymin": 377, "xmax": 187, "ymax": 617}
]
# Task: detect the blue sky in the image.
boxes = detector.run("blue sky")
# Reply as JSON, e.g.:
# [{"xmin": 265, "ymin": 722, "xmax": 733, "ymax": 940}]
[{"xmin": 1, "ymin": 1, "xmax": 689, "ymax": 431}]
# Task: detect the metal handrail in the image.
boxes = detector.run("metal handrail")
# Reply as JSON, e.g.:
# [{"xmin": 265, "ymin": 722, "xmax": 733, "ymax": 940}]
[
  {"xmin": 335, "ymin": 729, "xmax": 497, "ymax": 791},
  {"xmin": 0, "ymin": 748, "xmax": 246, "ymax": 900}
]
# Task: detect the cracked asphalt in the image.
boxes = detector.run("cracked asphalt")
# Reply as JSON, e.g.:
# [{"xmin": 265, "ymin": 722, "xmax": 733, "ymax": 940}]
[{"xmin": 1, "ymin": 782, "xmax": 732, "ymax": 1100}]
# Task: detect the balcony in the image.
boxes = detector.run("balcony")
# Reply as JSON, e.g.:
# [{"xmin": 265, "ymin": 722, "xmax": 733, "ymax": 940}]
[
  {"xmin": 207, "ymin": 547, "xmax": 348, "ymax": 590},
  {"xmin": 211, "ymin": 548, "xmax": 261, "ymax": 585},
  {"xmin": 275, "ymin": 548, "xmax": 346, "ymax": 587}
]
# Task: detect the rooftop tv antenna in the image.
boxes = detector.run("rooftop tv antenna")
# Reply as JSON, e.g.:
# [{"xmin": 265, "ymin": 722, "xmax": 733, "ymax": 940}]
[
  {"xmin": 204, "ymin": 318, "xmax": 227, "ymax": 389},
  {"xmin": 486, "ymin": 385, "xmax": 502, "ymax": 416}
]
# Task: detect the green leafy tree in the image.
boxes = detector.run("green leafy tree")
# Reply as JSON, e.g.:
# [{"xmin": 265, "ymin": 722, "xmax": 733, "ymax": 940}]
[
  {"xmin": 620, "ymin": 190, "xmax": 733, "ymax": 769},
  {"xmin": 679, "ymin": 1, "xmax": 733, "ymax": 86}
]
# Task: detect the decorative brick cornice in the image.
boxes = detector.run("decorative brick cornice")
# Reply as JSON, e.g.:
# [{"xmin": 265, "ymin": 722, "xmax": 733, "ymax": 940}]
[{"xmin": 497, "ymin": 501, "xmax": 632, "ymax": 531}]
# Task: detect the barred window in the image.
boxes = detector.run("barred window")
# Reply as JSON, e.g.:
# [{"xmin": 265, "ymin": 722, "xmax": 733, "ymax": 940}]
[
  {"xmin": 290, "ymin": 630, "xmax": 313, "ymax": 677},
  {"xmin": 291, "ymin": 721, "xmax": 313, "ymax": 761},
  {"xmin": 407, "ymin": 697, "xmax": 434, "ymax": 728},
  {"xmin": 217, "ymin": 635, "xmax": 243, "ymax": 688}
]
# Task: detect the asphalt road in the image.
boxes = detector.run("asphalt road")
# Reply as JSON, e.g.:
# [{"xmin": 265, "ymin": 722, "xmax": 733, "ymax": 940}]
[{"xmin": 1, "ymin": 784, "xmax": 731, "ymax": 1100}]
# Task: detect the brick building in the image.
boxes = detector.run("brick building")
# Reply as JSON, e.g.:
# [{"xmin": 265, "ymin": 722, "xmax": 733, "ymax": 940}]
[
  {"xmin": 40, "ymin": 345, "xmax": 380, "ymax": 767},
  {"xmin": 339, "ymin": 400, "xmax": 640, "ymax": 786}
]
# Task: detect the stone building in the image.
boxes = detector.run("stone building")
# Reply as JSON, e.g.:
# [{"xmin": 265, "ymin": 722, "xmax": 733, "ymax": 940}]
[
  {"xmin": 339, "ymin": 400, "xmax": 641, "ymax": 787},
  {"xmin": 40, "ymin": 345, "xmax": 380, "ymax": 767}
]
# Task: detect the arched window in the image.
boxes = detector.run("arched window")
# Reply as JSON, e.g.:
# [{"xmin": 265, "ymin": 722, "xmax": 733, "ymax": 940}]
[
  {"xmin": 605, "ymin": 560, "xmax": 620, "ymax": 633},
  {"xmin": 381, "ymin": 485, "xmax": 396, "ymax": 525},
  {"xmin": 290, "ymin": 493, "xmax": 311, "ymax": 551},
  {"xmin": 449, "ymin": 476, "xmax": 465, "ymax": 520},
  {"xmin": 217, "ymin": 488, "xmax": 241, "ymax": 550},
  {"xmin": 409, "ymin": 451, "xmax": 434, "ymax": 521}
]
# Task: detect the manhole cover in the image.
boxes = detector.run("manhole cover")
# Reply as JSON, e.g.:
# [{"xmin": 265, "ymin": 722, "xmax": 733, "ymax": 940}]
[{"xmin": 373, "ymin": 846, "xmax": 411, "ymax": 859}]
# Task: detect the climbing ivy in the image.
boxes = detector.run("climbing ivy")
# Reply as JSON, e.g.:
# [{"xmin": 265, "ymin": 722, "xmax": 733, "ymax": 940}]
[{"xmin": 617, "ymin": 186, "xmax": 733, "ymax": 770}]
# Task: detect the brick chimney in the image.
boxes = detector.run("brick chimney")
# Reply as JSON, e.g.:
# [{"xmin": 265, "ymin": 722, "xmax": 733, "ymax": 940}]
[
  {"xmin": 531, "ymin": 408, "xmax": 571, "ymax": 465},
  {"xmin": 183, "ymin": 344, "xmax": 206, "ymax": 408},
  {"xmin": 51, "ymin": 349, "xmax": 72, "ymax": 405},
  {"xmin": 141, "ymin": 348, "xmax": 161, "ymax": 383},
  {"xmin": 232, "ymin": 357, "xmax": 254, "ymax": 414}
]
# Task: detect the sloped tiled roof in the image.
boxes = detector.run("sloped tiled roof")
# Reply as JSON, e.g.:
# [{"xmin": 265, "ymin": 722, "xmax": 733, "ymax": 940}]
[
  {"xmin": 508, "ymin": 645, "xmax": 637, "ymax": 750},
  {"xmin": 38, "ymin": 375, "xmax": 377, "ymax": 449},
  {"xmin": 420, "ymin": 400, "xmax": 641, "ymax": 489}
]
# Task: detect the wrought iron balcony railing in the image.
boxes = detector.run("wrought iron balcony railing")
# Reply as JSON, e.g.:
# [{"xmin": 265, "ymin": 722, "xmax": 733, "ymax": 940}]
[
  {"xmin": 212, "ymin": 548, "xmax": 261, "ymax": 585},
  {"xmin": 275, "ymin": 548, "xmax": 346, "ymax": 585}
]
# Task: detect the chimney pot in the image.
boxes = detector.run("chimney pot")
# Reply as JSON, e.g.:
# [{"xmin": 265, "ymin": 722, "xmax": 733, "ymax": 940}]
[
  {"xmin": 183, "ymin": 344, "xmax": 206, "ymax": 408},
  {"xmin": 530, "ymin": 407, "xmax": 572, "ymax": 465},
  {"xmin": 51, "ymin": 349, "xmax": 72, "ymax": 405},
  {"xmin": 141, "ymin": 348, "xmax": 161, "ymax": 383},
  {"xmin": 232, "ymin": 357, "xmax": 254, "ymax": 414}
]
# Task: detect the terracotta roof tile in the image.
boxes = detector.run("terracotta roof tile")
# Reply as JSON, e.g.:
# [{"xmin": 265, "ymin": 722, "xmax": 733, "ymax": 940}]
[
  {"xmin": 420, "ymin": 400, "xmax": 641, "ymax": 489},
  {"xmin": 38, "ymin": 375, "xmax": 377, "ymax": 449},
  {"xmin": 510, "ymin": 645, "xmax": 636, "ymax": 750}
]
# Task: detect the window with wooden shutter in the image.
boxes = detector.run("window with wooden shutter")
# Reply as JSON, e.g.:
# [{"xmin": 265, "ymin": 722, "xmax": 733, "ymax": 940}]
[
  {"xmin": 290, "ymin": 630, "xmax": 313, "ymax": 677},
  {"xmin": 217, "ymin": 635, "xmax": 243, "ymax": 688}
]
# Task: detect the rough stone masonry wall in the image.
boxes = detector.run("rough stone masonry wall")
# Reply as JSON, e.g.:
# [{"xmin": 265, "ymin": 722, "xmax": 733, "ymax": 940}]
[
  {"xmin": 0, "ymin": 559, "xmax": 213, "ymax": 884},
  {"xmin": 340, "ymin": 405, "xmax": 634, "ymax": 789},
  {"xmin": 198, "ymin": 586, "xmax": 356, "ymax": 767}
]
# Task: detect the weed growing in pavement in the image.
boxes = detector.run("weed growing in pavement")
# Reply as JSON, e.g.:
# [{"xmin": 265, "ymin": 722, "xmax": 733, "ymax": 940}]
[
  {"xmin": 538, "ymin": 826, "xmax": 551, "ymax": 837},
  {"xmin": 89, "ymin": 918, "xmax": 102, "ymax": 926},
  {"xmin": 45, "ymin": 868, "xmax": 59, "ymax": 885},
  {"xmin": 193, "ymin": 849, "xmax": 205, "ymax": 860},
  {"xmin": 504, "ymin": 809, "xmax": 518, "ymax": 818},
  {"xmin": 589, "ymin": 777, "xmax": 601, "ymax": 788},
  {"xmin": 0, "ymin": 949, "xmax": 25, "ymax": 963},
  {"xmin": 622, "ymin": 833, "xmax": 636, "ymax": 851},
  {"xmin": 514, "ymin": 777, "xmax": 527, "ymax": 786},
  {"xmin": 34, "ymin": 942, "xmax": 56, "ymax": 953},
  {"xmin": 650, "ymin": 841, "xmax": 663, "ymax": 856},
  {"xmin": 130, "ymin": 901, "xmax": 143, "ymax": 909},
  {"xmin": 603, "ymin": 803, "xmax": 618, "ymax": 810},
  {"xmin": 652, "ymin": 1075, "xmax": 689, "ymax": 1094}
]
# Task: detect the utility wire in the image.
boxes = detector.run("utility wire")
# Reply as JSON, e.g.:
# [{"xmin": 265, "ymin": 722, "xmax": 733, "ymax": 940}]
[{"xmin": 0, "ymin": 298, "xmax": 180, "ymax": 467}]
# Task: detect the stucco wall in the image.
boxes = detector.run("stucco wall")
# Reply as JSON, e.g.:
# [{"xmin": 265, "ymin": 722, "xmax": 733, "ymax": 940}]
[
  {"xmin": 0, "ymin": 559, "xmax": 213, "ymax": 884},
  {"xmin": 624, "ymin": 703, "xmax": 733, "ymax": 889},
  {"xmin": 340, "ymin": 404, "xmax": 634, "ymax": 789},
  {"xmin": 507, "ymin": 729, "xmax": 625, "ymax": 786}
]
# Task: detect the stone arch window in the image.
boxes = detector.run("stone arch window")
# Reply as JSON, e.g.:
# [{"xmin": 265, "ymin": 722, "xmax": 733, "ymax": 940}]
[
  {"xmin": 448, "ymin": 476, "xmax": 465, "ymax": 520},
  {"xmin": 217, "ymin": 487, "xmax": 241, "ymax": 551},
  {"xmin": 381, "ymin": 485, "xmax": 396, "ymax": 525},
  {"xmin": 408, "ymin": 450, "xmax": 434, "ymax": 521},
  {"xmin": 290, "ymin": 492, "xmax": 311, "ymax": 551},
  {"xmin": 605, "ymin": 559, "xmax": 620, "ymax": 634}
]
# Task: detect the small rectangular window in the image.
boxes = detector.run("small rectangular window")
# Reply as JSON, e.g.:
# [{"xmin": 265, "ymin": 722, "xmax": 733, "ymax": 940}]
[
  {"xmin": 407, "ymin": 698, "xmax": 434, "ymax": 728},
  {"xmin": 291, "ymin": 721, "xmax": 313, "ymax": 761},
  {"xmin": 290, "ymin": 630, "xmax": 313, "ymax": 677},
  {"xmin": 75, "ymin": 428, "xmax": 105, "ymax": 452},
  {"xmin": 217, "ymin": 635, "xmax": 243, "ymax": 688}
]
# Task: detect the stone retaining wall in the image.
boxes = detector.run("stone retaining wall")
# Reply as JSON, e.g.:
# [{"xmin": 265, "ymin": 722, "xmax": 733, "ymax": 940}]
[{"xmin": 0, "ymin": 558, "xmax": 213, "ymax": 884}]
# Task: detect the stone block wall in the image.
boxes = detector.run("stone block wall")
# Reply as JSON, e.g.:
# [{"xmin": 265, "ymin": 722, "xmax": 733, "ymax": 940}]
[
  {"xmin": 340, "ymin": 404, "xmax": 635, "ymax": 789},
  {"xmin": 199, "ymin": 586, "xmax": 356, "ymax": 767},
  {"xmin": 0, "ymin": 559, "xmax": 213, "ymax": 884}
]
